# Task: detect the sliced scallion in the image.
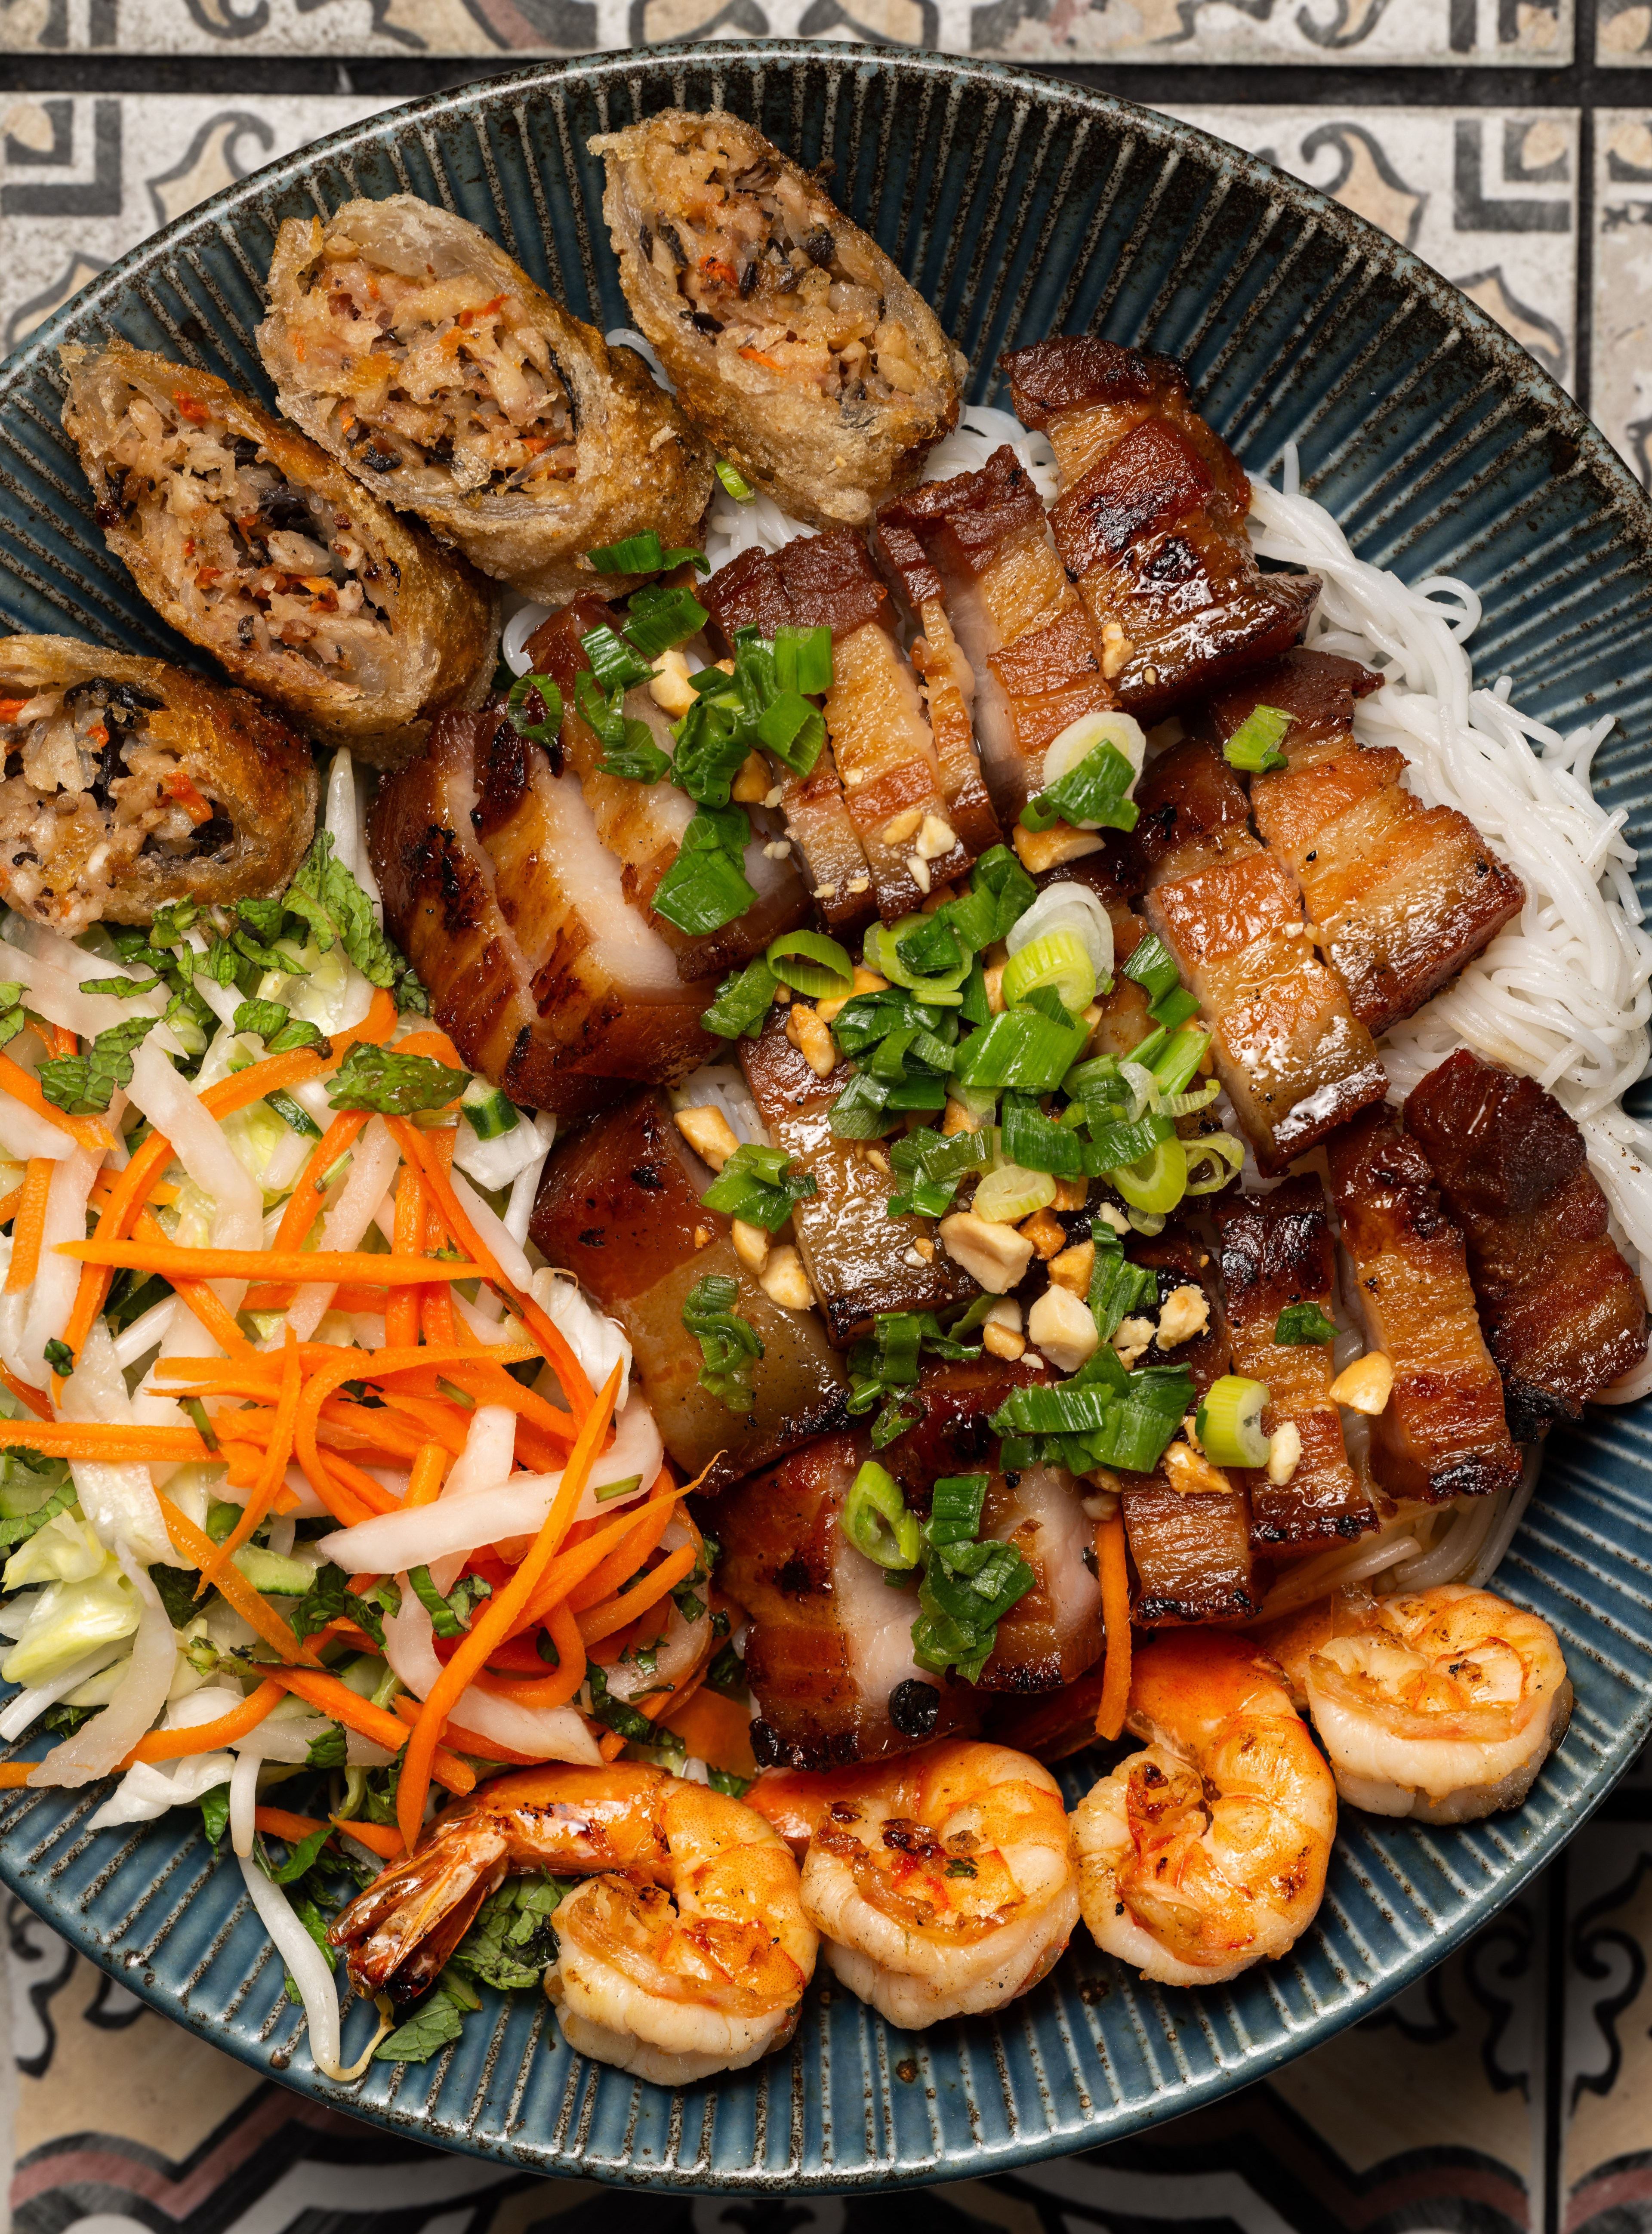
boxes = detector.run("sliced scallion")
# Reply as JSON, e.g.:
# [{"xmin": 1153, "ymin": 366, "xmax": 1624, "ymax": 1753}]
[
  {"xmin": 1183, "ymin": 1133, "xmax": 1245, "ymax": 1196},
  {"xmin": 1122, "ymin": 935, "xmax": 1181, "ymax": 1006},
  {"xmin": 504, "ymin": 673, "xmax": 563, "ymax": 747},
  {"xmin": 973, "ymin": 1161, "xmax": 1057, "ymax": 1223},
  {"xmin": 843, "ymin": 1461, "xmax": 922, "ymax": 1571},
  {"xmin": 715, "ymin": 460, "xmax": 755, "ymax": 502},
  {"xmin": 766, "ymin": 930, "xmax": 853, "ymax": 1000},
  {"xmin": 1000, "ymin": 929, "xmax": 1097, "ymax": 1015},
  {"xmin": 1196, "ymin": 1375, "xmax": 1272, "ymax": 1466},
  {"xmin": 1274, "ymin": 1302, "xmax": 1338, "ymax": 1345},
  {"xmin": 1223, "ymin": 704, "xmax": 1292, "ymax": 774},
  {"xmin": 1110, "ymin": 1136, "xmax": 1188, "ymax": 1216}
]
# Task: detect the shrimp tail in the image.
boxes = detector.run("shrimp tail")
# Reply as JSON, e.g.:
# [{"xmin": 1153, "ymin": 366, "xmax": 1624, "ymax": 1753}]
[{"xmin": 331, "ymin": 1814, "xmax": 512, "ymax": 2003}]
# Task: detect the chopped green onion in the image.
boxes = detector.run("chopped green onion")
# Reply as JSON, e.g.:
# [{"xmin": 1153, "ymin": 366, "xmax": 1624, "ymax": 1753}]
[
  {"xmin": 595, "ymin": 1474, "xmax": 644, "ymax": 1503},
  {"xmin": 867, "ymin": 916, "xmax": 969, "ymax": 1005},
  {"xmin": 926, "ymin": 1472, "xmax": 989, "ymax": 1549},
  {"xmin": 652, "ymin": 810, "xmax": 757, "ymax": 937},
  {"xmin": 1151, "ymin": 985, "xmax": 1201, "ymax": 1034},
  {"xmin": 773, "ymin": 624, "xmax": 833, "ymax": 696},
  {"xmin": 681, "ymin": 1273, "xmax": 764, "ymax": 1411},
  {"xmin": 715, "ymin": 460, "xmax": 755, "ymax": 501},
  {"xmin": 623, "ymin": 583, "xmax": 709, "ymax": 660},
  {"xmin": 973, "ymin": 1162, "xmax": 1057, "ymax": 1223},
  {"xmin": 267, "ymin": 1089, "xmax": 323, "ymax": 1140},
  {"xmin": 586, "ymin": 530, "xmax": 709, "ymax": 575},
  {"xmin": 756, "ymin": 690, "xmax": 826, "ymax": 774},
  {"xmin": 1275, "ymin": 1302, "xmax": 1338, "ymax": 1345},
  {"xmin": 1000, "ymin": 929, "xmax": 1097, "ymax": 1015},
  {"xmin": 764, "ymin": 929, "xmax": 853, "ymax": 1000},
  {"xmin": 969, "ymin": 846, "xmax": 1038, "ymax": 946},
  {"xmin": 1151, "ymin": 1028, "xmax": 1211, "ymax": 1103},
  {"xmin": 1087, "ymin": 1110, "xmax": 1174, "ymax": 1172},
  {"xmin": 1088, "ymin": 1366, "xmax": 1193, "ymax": 1472},
  {"xmin": 1110, "ymin": 1136, "xmax": 1188, "ymax": 1216},
  {"xmin": 1089, "ymin": 1244, "xmax": 1159, "ymax": 1344},
  {"xmin": 504, "ymin": 674, "xmax": 563, "ymax": 746},
  {"xmin": 952, "ymin": 1004, "xmax": 1087, "ymax": 1096},
  {"xmin": 1224, "ymin": 704, "xmax": 1292, "ymax": 774},
  {"xmin": 581, "ymin": 623, "xmax": 655, "ymax": 694},
  {"xmin": 1184, "ymin": 1133, "xmax": 1245, "ymax": 1196},
  {"xmin": 999, "ymin": 1093, "xmax": 1089, "ymax": 1179},
  {"xmin": 702, "ymin": 958, "xmax": 780, "ymax": 1040},
  {"xmin": 1196, "ymin": 1375, "xmax": 1272, "ymax": 1466},
  {"xmin": 1020, "ymin": 738, "xmax": 1139, "ymax": 835},
  {"xmin": 460, "ymin": 1076, "xmax": 520, "ymax": 1140},
  {"xmin": 829, "ymin": 1071, "xmax": 897, "ymax": 1138},
  {"xmin": 843, "ymin": 1461, "xmax": 922, "ymax": 1571},
  {"xmin": 1122, "ymin": 935, "xmax": 1181, "ymax": 1006},
  {"xmin": 700, "ymin": 1142, "xmax": 817, "ymax": 1232}
]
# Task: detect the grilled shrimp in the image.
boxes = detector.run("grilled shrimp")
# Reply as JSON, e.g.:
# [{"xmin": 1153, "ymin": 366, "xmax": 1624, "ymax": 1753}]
[
  {"xmin": 750, "ymin": 1740, "xmax": 1079, "ymax": 2030},
  {"xmin": 330, "ymin": 1765, "xmax": 817, "ymax": 2083},
  {"xmin": 1260, "ymin": 1583, "xmax": 1572, "ymax": 1825},
  {"xmin": 1073, "ymin": 1631, "xmax": 1336, "ymax": 1987}
]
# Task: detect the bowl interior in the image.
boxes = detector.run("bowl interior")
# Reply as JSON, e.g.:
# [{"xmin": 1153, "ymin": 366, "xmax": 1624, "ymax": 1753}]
[{"xmin": 0, "ymin": 44, "xmax": 1650, "ymax": 2191}]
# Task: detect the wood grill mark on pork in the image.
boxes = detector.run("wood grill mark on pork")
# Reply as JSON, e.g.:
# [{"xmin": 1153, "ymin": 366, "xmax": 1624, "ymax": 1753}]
[
  {"xmin": 1003, "ymin": 336, "xmax": 1321, "ymax": 720},
  {"xmin": 1403, "ymin": 1051, "xmax": 1649, "ymax": 1439}
]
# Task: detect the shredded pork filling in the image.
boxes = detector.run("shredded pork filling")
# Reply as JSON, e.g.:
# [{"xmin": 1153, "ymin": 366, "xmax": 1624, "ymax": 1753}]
[
  {"xmin": 0, "ymin": 678, "xmax": 226, "ymax": 929},
  {"xmin": 290, "ymin": 244, "xmax": 577, "ymax": 493},
  {"xmin": 640, "ymin": 131, "xmax": 928, "ymax": 407},
  {"xmin": 97, "ymin": 387, "xmax": 398, "ymax": 686}
]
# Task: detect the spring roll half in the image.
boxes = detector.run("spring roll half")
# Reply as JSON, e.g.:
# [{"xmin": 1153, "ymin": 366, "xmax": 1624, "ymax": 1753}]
[
  {"xmin": 257, "ymin": 196, "xmax": 714, "ymax": 605},
  {"xmin": 590, "ymin": 109, "xmax": 965, "ymax": 529},
  {"xmin": 61, "ymin": 340, "xmax": 497, "ymax": 770},
  {"xmin": 0, "ymin": 634, "xmax": 317, "ymax": 934}
]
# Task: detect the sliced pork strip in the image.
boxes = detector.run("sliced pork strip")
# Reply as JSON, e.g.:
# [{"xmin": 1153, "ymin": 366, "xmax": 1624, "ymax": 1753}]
[{"xmin": 872, "ymin": 515, "xmax": 1001, "ymax": 864}]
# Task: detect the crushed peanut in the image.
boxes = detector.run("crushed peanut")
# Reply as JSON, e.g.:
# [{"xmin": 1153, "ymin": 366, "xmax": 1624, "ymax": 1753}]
[
  {"xmin": 1052, "ymin": 1176, "xmax": 1089, "ymax": 1213},
  {"xmin": 1019, "ymin": 1207, "xmax": 1067, "ymax": 1260},
  {"xmin": 1162, "ymin": 1441, "xmax": 1233, "ymax": 1497},
  {"xmin": 1012, "ymin": 822, "xmax": 1105, "ymax": 875},
  {"xmin": 907, "ymin": 855, "xmax": 932, "ymax": 895},
  {"xmin": 759, "ymin": 1244, "xmax": 814, "ymax": 1311},
  {"xmin": 1028, "ymin": 1285, "xmax": 1099, "ymax": 1374},
  {"xmin": 982, "ymin": 1296, "xmax": 1025, "ymax": 1361},
  {"xmin": 648, "ymin": 645, "xmax": 698, "ymax": 716},
  {"xmin": 764, "ymin": 784, "xmax": 784, "ymax": 809},
  {"xmin": 915, "ymin": 813, "xmax": 957, "ymax": 861},
  {"xmin": 911, "ymin": 1234, "xmax": 935, "ymax": 1261},
  {"xmin": 1048, "ymin": 1240, "xmax": 1095, "ymax": 1296},
  {"xmin": 675, "ymin": 1105, "xmax": 739, "ymax": 1173},
  {"xmin": 846, "ymin": 875, "xmax": 871, "ymax": 895},
  {"xmin": 1267, "ymin": 1420, "xmax": 1303, "ymax": 1485},
  {"xmin": 983, "ymin": 964, "xmax": 1006, "ymax": 1015},
  {"xmin": 938, "ymin": 1211, "xmax": 1035, "ymax": 1293},
  {"xmin": 1094, "ymin": 1202, "xmax": 1130, "ymax": 1235},
  {"xmin": 731, "ymin": 1219, "xmax": 771, "ymax": 1274},
  {"xmin": 865, "ymin": 1146, "xmax": 891, "ymax": 1176},
  {"xmin": 786, "ymin": 1003, "xmax": 837, "ymax": 1078},
  {"xmin": 1156, "ymin": 1284, "xmax": 1210, "ymax": 1348},
  {"xmin": 1112, "ymin": 1315, "xmax": 1155, "ymax": 1368},
  {"xmin": 941, "ymin": 1097, "xmax": 984, "ymax": 1136},
  {"xmin": 1328, "ymin": 1351, "xmax": 1394, "ymax": 1415},
  {"xmin": 1099, "ymin": 620, "xmax": 1133, "ymax": 681},
  {"xmin": 761, "ymin": 840, "xmax": 792, "ymax": 861},
  {"xmin": 880, "ymin": 806, "xmax": 925, "ymax": 849},
  {"xmin": 693, "ymin": 1225, "xmax": 713, "ymax": 1249}
]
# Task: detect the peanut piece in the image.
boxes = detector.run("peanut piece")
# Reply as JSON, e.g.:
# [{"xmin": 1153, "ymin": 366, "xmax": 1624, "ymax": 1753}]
[
  {"xmin": 880, "ymin": 807, "xmax": 924, "ymax": 849},
  {"xmin": 759, "ymin": 1244, "xmax": 813, "ymax": 1311},
  {"xmin": 648, "ymin": 646, "xmax": 698, "ymax": 716},
  {"xmin": 938, "ymin": 1213, "xmax": 1036, "ymax": 1294},
  {"xmin": 1156, "ymin": 1284, "xmax": 1210, "ymax": 1348},
  {"xmin": 1162, "ymin": 1441, "xmax": 1233, "ymax": 1497},
  {"xmin": 1267, "ymin": 1420, "xmax": 1303, "ymax": 1485},
  {"xmin": 785, "ymin": 1003, "xmax": 837, "ymax": 1079},
  {"xmin": 1019, "ymin": 1207, "xmax": 1066, "ymax": 1261},
  {"xmin": 1048, "ymin": 1240, "xmax": 1095, "ymax": 1296},
  {"xmin": 1027, "ymin": 1285, "xmax": 1099, "ymax": 1374},
  {"xmin": 731, "ymin": 1219, "xmax": 770, "ymax": 1275},
  {"xmin": 1328, "ymin": 1351, "xmax": 1394, "ymax": 1415},
  {"xmin": 1012, "ymin": 823, "xmax": 1105, "ymax": 875},
  {"xmin": 732, "ymin": 750, "xmax": 771, "ymax": 804},
  {"xmin": 675, "ymin": 1105, "xmax": 739, "ymax": 1173},
  {"xmin": 982, "ymin": 1296, "xmax": 1025, "ymax": 1360}
]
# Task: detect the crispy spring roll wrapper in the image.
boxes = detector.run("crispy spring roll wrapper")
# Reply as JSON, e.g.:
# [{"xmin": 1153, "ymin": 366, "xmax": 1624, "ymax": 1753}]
[
  {"xmin": 590, "ymin": 109, "xmax": 965, "ymax": 530},
  {"xmin": 61, "ymin": 341, "xmax": 496, "ymax": 771},
  {"xmin": 529, "ymin": 1086, "xmax": 850, "ymax": 1491},
  {"xmin": 258, "ymin": 197, "xmax": 713, "ymax": 606},
  {"xmin": 0, "ymin": 636, "xmax": 317, "ymax": 934}
]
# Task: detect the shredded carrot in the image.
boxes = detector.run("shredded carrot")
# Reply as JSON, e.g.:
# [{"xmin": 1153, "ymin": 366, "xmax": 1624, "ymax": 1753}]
[
  {"xmin": 0, "ymin": 1055, "xmax": 114, "ymax": 1154},
  {"xmin": 577, "ymin": 1540, "xmax": 697, "ymax": 1646},
  {"xmin": 330, "ymin": 1814, "xmax": 405, "ymax": 1860},
  {"xmin": 0, "ymin": 1762, "xmax": 37, "ymax": 1786},
  {"xmin": 376, "ymin": 1389, "xmax": 472, "ymax": 1455},
  {"xmin": 260, "ymin": 1664, "xmax": 474, "ymax": 1794},
  {"xmin": 0, "ymin": 1366, "xmax": 49, "ymax": 1421},
  {"xmin": 388, "ymin": 1116, "xmax": 593, "ymax": 1422},
  {"xmin": 395, "ymin": 1028, "xmax": 467, "ymax": 1071},
  {"xmin": 0, "ymin": 1422, "xmax": 208, "ymax": 1460},
  {"xmin": 383, "ymin": 1163, "xmax": 425, "ymax": 1349},
  {"xmin": 60, "ymin": 1241, "xmax": 484, "ymax": 1284},
  {"xmin": 56, "ymin": 987, "xmax": 397, "ymax": 1370},
  {"xmin": 156, "ymin": 1495, "xmax": 321, "ymax": 1666},
  {"xmin": 509, "ymin": 1486, "xmax": 685, "ymax": 1639},
  {"xmin": 253, "ymin": 1805, "xmax": 330, "ymax": 1845},
  {"xmin": 1094, "ymin": 1512, "xmax": 1132, "ymax": 1743},
  {"xmin": 660, "ymin": 1684, "xmax": 758, "ymax": 1779},
  {"xmin": 243, "ymin": 1110, "xmax": 372, "ymax": 1308},
  {"xmin": 397, "ymin": 1362, "xmax": 620, "ymax": 1851},
  {"xmin": 131, "ymin": 1210, "xmax": 256, "ymax": 1361},
  {"xmin": 389, "ymin": 1691, "xmax": 540, "ymax": 1766},
  {"xmin": 566, "ymin": 1478, "xmax": 677, "ymax": 1611},
  {"xmin": 132, "ymin": 1679, "xmax": 284, "ymax": 1761},
  {"xmin": 438, "ymin": 1359, "xmax": 579, "ymax": 1444},
  {"xmin": 198, "ymin": 1329, "xmax": 301, "ymax": 1595},
  {"xmin": 0, "ymin": 1182, "xmax": 24, "ymax": 1230},
  {"xmin": 310, "ymin": 1445, "xmax": 401, "ymax": 1521},
  {"xmin": 406, "ymin": 1440, "xmax": 447, "ymax": 1508},
  {"xmin": 5, "ymin": 1158, "xmax": 53, "ymax": 1295}
]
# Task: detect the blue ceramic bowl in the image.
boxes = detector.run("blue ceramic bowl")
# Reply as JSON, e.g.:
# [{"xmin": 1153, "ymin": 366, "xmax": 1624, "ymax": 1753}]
[{"xmin": 0, "ymin": 44, "xmax": 1649, "ymax": 2191}]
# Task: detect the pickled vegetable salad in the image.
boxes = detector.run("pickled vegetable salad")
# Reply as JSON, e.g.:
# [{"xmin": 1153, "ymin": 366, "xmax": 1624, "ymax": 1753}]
[{"xmin": 0, "ymin": 747, "xmax": 733, "ymax": 2079}]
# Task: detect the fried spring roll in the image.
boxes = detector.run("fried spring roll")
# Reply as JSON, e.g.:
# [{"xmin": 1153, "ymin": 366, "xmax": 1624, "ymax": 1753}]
[
  {"xmin": 524, "ymin": 600, "xmax": 809, "ymax": 975},
  {"xmin": 0, "ymin": 636, "xmax": 316, "ymax": 934},
  {"xmin": 1404, "ymin": 1052, "xmax": 1649, "ymax": 1438},
  {"xmin": 258, "ymin": 196, "xmax": 713, "ymax": 606},
  {"xmin": 589, "ymin": 110, "xmax": 964, "ymax": 530},
  {"xmin": 740, "ymin": 1007, "xmax": 974, "ymax": 1345},
  {"xmin": 1200, "ymin": 649, "xmax": 1525, "ymax": 1034},
  {"xmin": 1212, "ymin": 1179, "xmax": 1375, "ymax": 1547},
  {"xmin": 1115, "ymin": 1229, "xmax": 1263, "ymax": 1625},
  {"xmin": 702, "ymin": 530, "xmax": 978, "ymax": 927},
  {"xmin": 528, "ymin": 1087, "xmax": 850, "ymax": 1491},
  {"xmin": 1326, "ymin": 1108, "xmax": 1523, "ymax": 1503},
  {"xmin": 878, "ymin": 447, "xmax": 1120, "ymax": 830},
  {"xmin": 61, "ymin": 343, "xmax": 496, "ymax": 771},
  {"xmin": 371, "ymin": 709, "xmax": 725, "ymax": 1117},
  {"xmin": 1004, "ymin": 337, "xmax": 1320, "ymax": 721},
  {"xmin": 1136, "ymin": 740, "xmax": 1387, "ymax": 1173}
]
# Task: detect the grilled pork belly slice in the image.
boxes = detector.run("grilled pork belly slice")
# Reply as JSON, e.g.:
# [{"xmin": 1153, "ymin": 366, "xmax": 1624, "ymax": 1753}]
[
  {"xmin": 529, "ymin": 1086, "xmax": 849, "ymax": 1490},
  {"xmin": 1203, "ymin": 649, "xmax": 1525, "ymax": 1034},
  {"xmin": 872, "ymin": 516, "xmax": 1002, "ymax": 862},
  {"xmin": 740, "ymin": 1008, "xmax": 974, "ymax": 1345},
  {"xmin": 878, "ymin": 446, "xmax": 1119, "ymax": 824},
  {"xmin": 1326, "ymin": 1108, "xmax": 1523, "ymax": 1503},
  {"xmin": 1116, "ymin": 1228, "xmax": 1263, "ymax": 1625},
  {"xmin": 1213, "ymin": 1178, "xmax": 1375, "ymax": 1547},
  {"xmin": 372, "ymin": 710, "xmax": 723, "ymax": 1117},
  {"xmin": 524, "ymin": 599, "xmax": 808, "ymax": 978},
  {"xmin": 719, "ymin": 1357, "xmax": 1102, "ymax": 1767},
  {"xmin": 1404, "ymin": 1052, "xmax": 1649, "ymax": 1438},
  {"xmin": 702, "ymin": 530, "xmax": 976, "ymax": 924},
  {"xmin": 1137, "ymin": 741, "xmax": 1387, "ymax": 1173},
  {"xmin": 1004, "ymin": 337, "xmax": 1320, "ymax": 720}
]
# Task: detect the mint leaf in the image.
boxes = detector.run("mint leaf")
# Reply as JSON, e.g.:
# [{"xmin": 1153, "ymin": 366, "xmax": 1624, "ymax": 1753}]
[{"xmin": 327, "ymin": 1041, "xmax": 468, "ymax": 1116}]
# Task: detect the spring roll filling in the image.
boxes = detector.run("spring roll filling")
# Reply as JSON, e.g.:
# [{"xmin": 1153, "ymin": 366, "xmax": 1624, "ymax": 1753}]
[
  {"xmin": 286, "ymin": 235, "xmax": 577, "ymax": 496},
  {"xmin": 632, "ymin": 123, "xmax": 931, "ymax": 407},
  {"xmin": 0, "ymin": 677, "xmax": 229, "ymax": 929},
  {"xmin": 95, "ymin": 383, "xmax": 399, "ymax": 690}
]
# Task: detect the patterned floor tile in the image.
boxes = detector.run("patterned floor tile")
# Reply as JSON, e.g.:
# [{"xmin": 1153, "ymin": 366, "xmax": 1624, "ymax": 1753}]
[
  {"xmin": 1159, "ymin": 104, "xmax": 1581, "ymax": 395},
  {"xmin": 0, "ymin": 91, "xmax": 393, "ymax": 355},
  {"xmin": 1591, "ymin": 112, "xmax": 1652, "ymax": 486}
]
